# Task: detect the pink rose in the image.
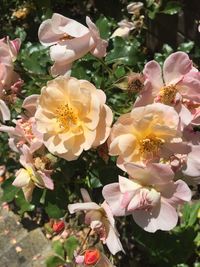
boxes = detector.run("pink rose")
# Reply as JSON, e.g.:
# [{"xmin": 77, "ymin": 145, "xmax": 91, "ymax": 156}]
[
  {"xmin": 135, "ymin": 52, "xmax": 200, "ymax": 127},
  {"xmin": 13, "ymin": 145, "xmax": 54, "ymax": 201},
  {"xmin": 68, "ymin": 188, "xmax": 124, "ymax": 255},
  {"xmin": 103, "ymin": 163, "xmax": 191, "ymax": 232},
  {"xmin": 38, "ymin": 13, "xmax": 108, "ymax": 76}
]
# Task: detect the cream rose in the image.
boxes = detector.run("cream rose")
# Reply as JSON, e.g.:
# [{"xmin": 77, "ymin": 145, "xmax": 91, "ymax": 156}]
[
  {"xmin": 35, "ymin": 76, "xmax": 113, "ymax": 160},
  {"xmin": 109, "ymin": 103, "xmax": 190, "ymax": 167}
]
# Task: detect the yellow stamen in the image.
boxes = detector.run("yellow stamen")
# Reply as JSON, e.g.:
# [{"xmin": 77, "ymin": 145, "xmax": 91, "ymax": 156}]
[
  {"xmin": 55, "ymin": 104, "xmax": 77, "ymax": 130},
  {"xmin": 159, "ymin": 85, "xmax": 177, "ymax": 105},
  {"xmin": 139, "ymin": 135, "xmax": 164, "ymax": 158},
  {"xmin": 59, "ymin": 33, "xmax": 74, "ymax": 42}
]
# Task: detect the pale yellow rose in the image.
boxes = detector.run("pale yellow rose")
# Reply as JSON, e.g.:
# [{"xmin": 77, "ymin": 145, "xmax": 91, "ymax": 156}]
[
  {"xmin": 109, "ymin": 103, "xmax": 187, "ymax": 167},
  {"xmin": 35, "ymin": 76, "xmax": 113, "ymax": 160}
]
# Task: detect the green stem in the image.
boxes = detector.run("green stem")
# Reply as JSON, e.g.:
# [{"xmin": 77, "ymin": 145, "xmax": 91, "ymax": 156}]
[{"xmin": 97, "ymin": 57, "xmax": 113, "ymax": 75}]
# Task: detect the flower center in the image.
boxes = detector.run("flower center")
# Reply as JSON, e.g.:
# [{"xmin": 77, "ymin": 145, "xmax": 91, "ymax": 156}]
[
  {"xmin": 139, "ymin": 135, "xmax": 164, "ymax": 158},
  {"xmin": 26, "ymin": 167, "xmax": 35, "ymax": 181},
  {"xmin": 59, "ymin": 33, "xmax": 74, "ymax": 42},
  {"xmin": 137, "ymin": 188, "xmax": 161, "ymax": 211},
  {"xmin": 55, "ymin": 104, "xmax": 77, "ymax": 130},
  {"xmin": 158, "ymin": 85, "xmax": 178, "ymax": 105}
]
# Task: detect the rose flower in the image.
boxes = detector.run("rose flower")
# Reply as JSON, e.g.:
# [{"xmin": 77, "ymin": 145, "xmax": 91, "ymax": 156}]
[
  {"xmin": 108, "ymin": 103, "xmax": 190, "ymax": 168},
  {"xmin": 103, "ymin": 163, "xmax": 191, "ymax": 232},
  {"xmin": 35, "ymin": 76, "xmax": 113, "ymax": 160}
]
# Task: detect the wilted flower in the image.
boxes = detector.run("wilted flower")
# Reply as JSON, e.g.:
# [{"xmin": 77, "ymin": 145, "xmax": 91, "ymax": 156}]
[
  {"xmin": 103, "ymin": 163, "xmax": 191, "ymax": 232},
  {"xmin": 38, "ymin": 13, "xmax": 108, "ymax": 76},
  {"xmin": 13, "ymin": 145, "xmax": 54, "ymax": 201},
  {"xmin": 109, "ymin": 103, "xmax": 189, "ymax": 168},
  {"xmin": 68, "ymin": 188, "xmax": 124, "ymax": 255},
  {"xmin": 0, "ymin": 95, "xmax": 43, "ymax": 153},
  {"xmin": 127, "ymin": 72, "xmax": 145, "ymax": 92},
  {"xmin": 35, "ymin": 76, "xmax": 113, "ymax": 160},
  {"xmin": 111, "ymin": 19, "xmax": 135, "ymax": 38},
  {"xmin": 127, "ymin": 2, "xmax": 144, "ymax": 16}
]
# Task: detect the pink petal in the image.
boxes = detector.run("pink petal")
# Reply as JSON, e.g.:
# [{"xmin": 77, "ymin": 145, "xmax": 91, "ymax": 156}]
[
  {"xmin": 183, "ymin": 144, "xmax": 200, "ymax": 178},
  {"xmin": 86, "ymin": 16, "xmax": 108, "ymax": 58},
  {"xmin": 134, "ymin": 82, "xmax": 154, "ymax": 107},
  {"xmin": 143, "ymin": 60, "xmax": 163, "ymax": 94},
  {"xmin": 178, "ymin": 71, "xmax": 200, "ymax": 103},
  {"xmin": 132, "ymin": 200, "xmax": 178, "ymax": 232},
  {"xmin": 38, "ymin": 171, "xmax": 54, "ymax": 190},
  {"xmin": 162, "ymin": 142, "xmax": 191, "ymax": 158},
  {"xmin": 125, "ymin": 162, "xmax": 174, "ymax": 185},
  {"xmin": 119, "ymin": 175, "xmax": 141, "ymax": 193},
  {"xmin": 81, "ymin": 188, "xmax": 92, "ymax": 202},
  {"xmin": 0, "ymin": 100, "xmax": 10, "ymax": 122},
  {"xmin": 105, "ymin": 225, "xmax": 124, "ymax": 255},
  {"xmin": 39, "ymin": 14, "xmax": 89, "ymax": 46},
  {"xmin": 19, "ymin": 144, "xmax": 33, "ymax": 167},
  {"xmin": 22, "ymin": 95, "xmax": 39, "ymax": 116},
  {"xmin": 163, "ymin": 52, "xmax": 192, "ymax": 85},
  {"xmin": 175, "ymin": 103, "xmax": 192, "ymax": 127},
  {"xmin": 102, "ymin": 183, "xmax": 127, "ymax": 216},
  {"xmin": 172, "ymin": 179, "xmax": 191, "ymax": 203},
  {"xmin": 68, "ymin": 202, "xmax": 100, "ymax": 214}
]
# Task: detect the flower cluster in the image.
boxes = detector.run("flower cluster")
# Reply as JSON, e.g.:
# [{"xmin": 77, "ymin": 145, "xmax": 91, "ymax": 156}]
[
  {"xmin": 0, "ymin": 37, "xmax": 23, "ymax": 122},
  {"xmin": 0, "ymin": 7, "xmax": 199, "ymax": 265}
]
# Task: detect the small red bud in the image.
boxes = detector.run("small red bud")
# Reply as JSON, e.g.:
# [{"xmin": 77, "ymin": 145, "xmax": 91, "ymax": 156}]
[
  {"xmin": 84, "ymin": 249, "xmax": 100, "ymax": 265},
  {"xmin": 52, "ymin": 220, "xmax": 65, "ymax": 233}
]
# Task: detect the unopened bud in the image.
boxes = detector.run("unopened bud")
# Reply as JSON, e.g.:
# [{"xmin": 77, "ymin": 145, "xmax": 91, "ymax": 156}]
[
  {"xmin": 84, "ymin": 248, "xmax": 100, "ymax": 265},
  {"xmin": 52, "ymin": 220, "xmax": 65, "ymax": 233}
]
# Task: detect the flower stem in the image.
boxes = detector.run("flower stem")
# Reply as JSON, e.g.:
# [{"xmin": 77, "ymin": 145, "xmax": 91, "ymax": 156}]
[{"xmin": 77, "ymin": 228, "xmax": 92, "ymax": 254}]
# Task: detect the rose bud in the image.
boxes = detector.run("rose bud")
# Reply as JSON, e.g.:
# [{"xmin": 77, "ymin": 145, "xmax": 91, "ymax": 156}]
[
  {"xmin": 84, "ymin": 248, "xmax": 100, "ymax": 265},
  {"xmin": 52, "ymin": 220, "xmax": 65, "ymax": 233}
]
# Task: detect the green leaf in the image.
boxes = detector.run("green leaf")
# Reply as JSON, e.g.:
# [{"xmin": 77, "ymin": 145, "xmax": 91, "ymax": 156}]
[
  {"xmin": 15, "ymin": 27, "xmax": 27, "ymax": 42},
  {"xmin": 45, "ymin": 202, "xmax": 65, "ymax": 219},
  {"xmin": 15, "ymin": 191, "xmax": 35, "ymax": 215},
  {"xmin": 19, "ymin": 43, "xmax": 51, "ymax": 75},
  {"xmin": 52, "ymin": 241, "xmax": 65, "ymax": 258},
  {"xmin": 89, "ymin": 175, "xmax": 102, "ymax": 188},
  {"xmin": 96, "ymin": 16, "xmax": 112, "ymax": 39},
  {"xmin": 46, "ymin": 255, "xmax": 65, "ymax": 267},
  {"xmin": 64, "ymin": 236, "xmax": 79, "ymax": 261},
  {"xmin": 182, "ymin": 202, "xmax": 200, "ymax": 227},
  {"xmin": 178, "ymin": 41, "xmax": 194, "ymax": 53},
  {"xmin": 1, "ymin": 178, "xmax": 20, "ymax": 202},
  {"xmin": 106, "ymin": 37, "xmax": 141, "ymax": 66},
  {"xmin": 45, "ymin": 187, "xmax": 67, "ymax": 218},
  {"xmin": 114, "ymin": 66, "xmax": 126, "ymax": 79},
  {"xmin": 162, "ymin": 1, "xmax": 182, "ymax": 15},
  {"xmin": 162, "ymin": 44, "xmax": 174, "ymax": 55}
]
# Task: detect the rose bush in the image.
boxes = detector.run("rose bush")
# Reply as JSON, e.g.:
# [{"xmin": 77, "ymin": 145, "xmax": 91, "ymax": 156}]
[{"xmin": 0, "ymin": 1, "xmax": 200, "ymax": 267}]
